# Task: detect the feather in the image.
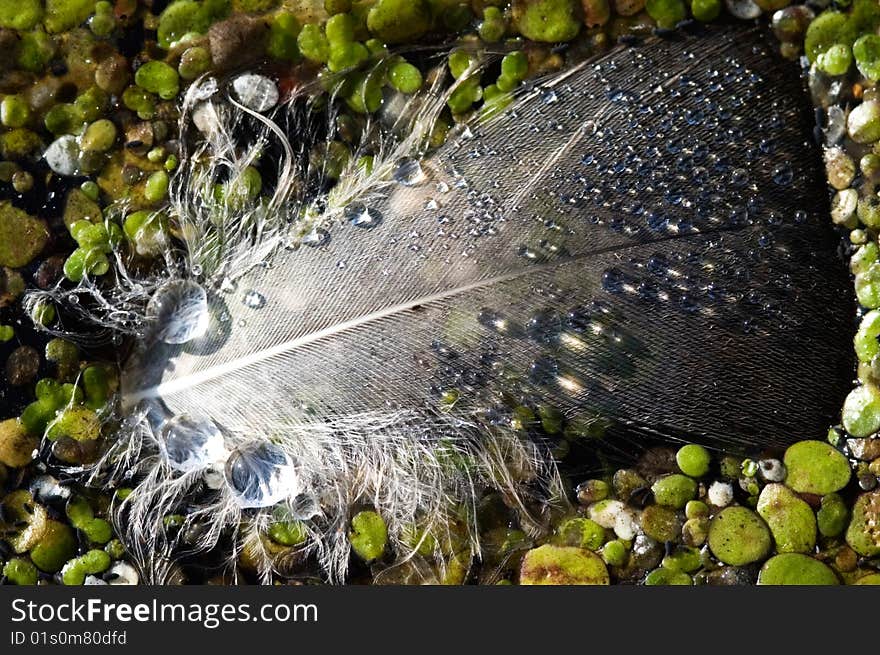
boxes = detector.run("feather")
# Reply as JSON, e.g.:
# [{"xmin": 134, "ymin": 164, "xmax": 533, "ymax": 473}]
[{"xmin": 91, "ymin": 25, "xmax": 854, "ymax": 581}]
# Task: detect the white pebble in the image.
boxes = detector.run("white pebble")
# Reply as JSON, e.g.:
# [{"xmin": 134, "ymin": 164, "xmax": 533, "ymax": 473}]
[
  {"xmin": 758, "ymin": 458, "xmax": 786, "ymax": 483},
  {"xmin": 708, "ymin": 481, "xmax": 734, "ymax": 507},
  {"xmin": 587, "ymin": 499, "xmax": 625, "ymax": 529},
  {"xmin": 232, "ymin": 74, "xmax": 279, "ymax": 113},
  {"xmin": 613, "ymin": 509, "xmax": 638, "ymax": 540},
  {"xmin": 107, "ymin": 562, "xmax": 139, "ymax": 585},
  {"xmin": 84, "ymin": 575, "xmax": 108, "ymax": 585},
  {"xmin": 44, "ymin": 135, "xmax": 81, "ymax": 176}
]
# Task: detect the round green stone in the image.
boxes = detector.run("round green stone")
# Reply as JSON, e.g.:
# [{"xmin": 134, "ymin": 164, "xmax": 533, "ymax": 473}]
[
  {"xmin": 708, "ymin": 506, "xmax": 772, "ymax": 566},
  {"xmin": 757, "ymin": 553, "xmax": 839, "ymax": 585},
  {"xmin": 783, "ymin": 440, "xmax": 851, "ymax": 494},
  {"xmin": 842, "ymin": 385, "xmax": 880, "ymax": 438},
  {"xmin": 651, "ymin": 474, "xmax": 697, "ymax": 508},
  {"xmin": 676, "ymin": 444, "xmax": 711, "ymax": 477},
  {"xmin": 520, "ymin": 544, "xmax": 609, "ymax": 585}
]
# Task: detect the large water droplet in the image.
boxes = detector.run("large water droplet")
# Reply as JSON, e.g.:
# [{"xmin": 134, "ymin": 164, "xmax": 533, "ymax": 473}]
[
  {"xmin": 146, "ymin": 279, "xmax": 209, "ymax": 344},
  {"xmin": 392, "ymin": 157, "xmax": 426, "ymax": 186},
  {"xmin": 345, "ymin": 202, "xmax": 383, "ymax": 228},
  {"xmin": 242, "ymin": 290, "xmax": 266, "ymax": 309},
  {"xmin": 225, "ymin": 442, "xmax": 300, "ymax": 508},
  {"xmin": 160, "ymin": 414, "xmax": 228, "ymax": 472}
]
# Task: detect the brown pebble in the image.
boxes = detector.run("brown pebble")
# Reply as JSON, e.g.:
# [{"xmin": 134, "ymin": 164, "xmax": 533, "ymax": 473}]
[
  {"xmin": 94, "ymin": 53, "xmax": 130, "ymax": 96},
  {"xmin": 0, "ymin": 267, "xmax": 25, "ymax": 308},
  {"xmin": 834, "ymin": 546, "xmax": 858, "ymax": 572},
  {"xmin": 848, "ymin": 437, "xmax": 880, "ymax": 461},
  {"xmin": 5, "ymin": 345, "xmax": 40, "ymax": 386},
  {"xmin": 208, "ymin": 15, "xmax": 269, "ymax": 72},
  {"xmin": 33, "ymin": 256, "xmax": 65, "ymax": 289}
]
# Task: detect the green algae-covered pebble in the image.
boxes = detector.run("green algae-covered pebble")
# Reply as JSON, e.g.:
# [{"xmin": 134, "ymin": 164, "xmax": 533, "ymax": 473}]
[
  {"xmin": 297, "ymin": 23, "xmax": 329, "ymax": 63},
  {"xmin": 804, "ymin": 11, "xmax": 850, "ymax": 64},
  {"xmin": 144, "ymin": 170, "xmax": 170, "ymax": 203},
  {"xmin": 367, "ymin": 0, "xmax": 431, "ymax": 44},
  {"xmin": 854, "ymin": 34, "xmax": 880, "ymax": 82},
  {"xmin": 3, "ymin": 558, "xmax": 38, "ymax": 585},
  {"xmin": 855, "ymin": 573, "xmax": 880, "ymax": 584},
  {"xmin": 520, "ymin": 544, "xmax": 609, "ymax": 585},
  {"xmin": 46, "ymin": 406, "xmax": 101, "ymax": 442},
  {"xmin": 1, "ymin": 95, "xmax": 30, "ymax": 129},
  {"xmin": 817, "ymin": 492, "xmax": 848, "ymax": 537},
  {"xmin": 44, "ymin": 0, "xmax": 94, "ymax": 33},
  {"xmin": 512, "ymin": 0, "xmax": 580, "ymax": 42},
  {"xmin": 349, "ymin": 510, "xmax": 387, "ymax": 562},
  {"xmin": 80, "ymin": 119, "xmax": 117, "ymax": 153},
  {"xmin": 0, "ymin": 201, "xmax": 48, "ymax": 269},
  {"xmin": 268, "ymin": 520, "xmax": 308, "ymax": 546},
  {"xmin": 644, "ymin": 566, "xmax": 692, "ymax": 585},
  {"xmin": 0, "ymin": 0, "xmax": 42, "ymax": 29},
  {"xmin": 83, "ymin": 518, "xmax": 113, "ymax": 544},
  {"xmin": 651, "ymin": 473, "xmax": 697, "ymax": 508},
  {"xmin": 29, "ymin": 520, "xmax": 77, "ymax": 572},
  {"xmin": 640, "ymin": 504, "xmax": 682, "ymax": 542},
  {"xmin": 845, "ymin": 490, "xmax": 880, "ymax": 557},
  {"xmin": 388, "ymin": 61, "xmax": 423, "ymax": 94},
  {"xmin": 135, "ymin": 61, "xmax": 180, "ymax": 101},
  {"xmin": 855, "ymin": 310, "xmax": 880, "ymax": 362},
  {"xmin": 844, "ymin": 385, "xmax": 880, "ymax": 437},
  {"xmin": 690, "ymin": 0, "xmax": 720, "ymax": 21},
  {"xmin": 756, "ymin": 483, "xmax": 816, "ymax": 554},
  {"xmin": 757, "ymin": 553, "xmax": 839, "ymax": 585},
  {"xmin": 662, "ymin": 545, "xmax": 701, "ymax": 573},
  {"xmin": 62, "ymin": 549, "xmax": 111, "ymax": 585},
  {"xmin": 855, "ymin": 263, "xmax": 880, "ymax": 308},
  {"xmin": 158, "ymin": 0, "xmax": 208, "ymax": 49},
  {"xmin": 708, "ymin": 506, "xmax": 771, "ymax": 566},
  {"xmin": 817, "ymin": 43, "xmax": 852, "ymax": 76},
  {"xmin": 783, "ymin": 440, "xmax": 851, "ymax": 493},
  {"xmin": 0, "ymin": 418, "xmax": 38, "ymax": 468},
  {"xmin": 848, "ymin": 100, "xmax": 880, "ymax": 144},
  {"xmin": 267, "ymin": 13, "xmax": 300, "ymax": 62},
  {"xmin": 645, "ymin": 0, "xmax": 686, "ymax": 29},
  {"xmin": 600, "ymin": 539, "xmax": 628, "ymax": 567},
  {"xmin": 552, "ymin": 517, "xmax": 606, "ymax": 551},
  {"xmin": 676, "ymin": 444, "xmax": 710, "ymax": 478}
]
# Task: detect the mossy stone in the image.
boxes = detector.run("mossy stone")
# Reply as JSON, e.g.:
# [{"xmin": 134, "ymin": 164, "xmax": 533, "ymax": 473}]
[
  {"xmin": 0, "ymin": 418, "xmax": 38, "ymax": 468},
  {"xmin": 29, "ymin": 520, "xmax": 77, "ymax": 572},
  {"xmin": 651, "ymin": 473, "xmax": 697, "ymax": 508},
  {"xmin": 783, "ymin": 440, "xmax": 851, "ymax": 494},
  {"xmin": 512, "ymin": 0, "xmax": 581, "ymax": 42},
  {"xmin": 848, "ymin": 101, "xmax": 880, "ymax": 145},
  {"xmin": 44, "ymin": 0, "xmax": 94, "ymax": 33},
  {"xmin": 845, "ymin": 490, "xmax": 880, "ymax": 557},
  {"xmin": 520, "ymin": 544, "xmax": 609, "ymax": 585},
  {"xmin": 644, "ymin": 566, "xmax": 692, "ymax": 585},
  {"xmin": 757, "ymin": 553, "xmax": 839, "ymax": 585},
  {"xmin": 349, "ymin": 510, "xmax": 387, "ymax": 562},
  {"xmin": 708, "ymin": 506, "xmax": 772, "ymax": 566},
  {"xmin": 854, "ymin": 573, "xmax": 880, "ymax": 584},
  {"xmin": 0, "ymin": 0, "xmax": 43, "ymax": 30},
  {"xmin": 804, "ymin": 11, "xmax": 849, "ymax": 63},
  {"xmin": 366, "ymin": 0, "xmax": 431, "ymax": 44},
  {"xmin": 817, "ymin": 493, "xmax": 849, "ymax": 537},
  {"xmin": 552, "ymin": 517, "xmax": 606, "ymax": 551},
  {"xmin": 0, "ymin": 201, "xmax": 48, "ymax": 268},
  {"xmin": 756, "ymin": 483, "xmax": 817, "ymax": 554},
  {"xmin": 63, "ymin": 188, "xmax": 102, "ymax": 230},
  {"xmin": 641, "ymin": 504, "xmax": 682, "ymax": 542},
  {"xmin": 1, "ymin": 128, "xmax": 43, "ymax": 161}
]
